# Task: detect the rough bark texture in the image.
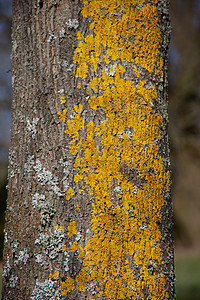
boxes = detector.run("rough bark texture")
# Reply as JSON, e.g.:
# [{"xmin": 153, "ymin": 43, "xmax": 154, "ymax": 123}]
[{"xmin": 2, "ymin": 0, "xmax": 175, "ymax": 299}]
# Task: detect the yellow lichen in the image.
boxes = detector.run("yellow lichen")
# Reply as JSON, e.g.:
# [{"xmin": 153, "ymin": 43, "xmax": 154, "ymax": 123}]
[
  {"xmin": 77, "ymin": 82, "xmax": 82, "ymax": 89},
  {"xmin": 54, "ymin": 224, "xmax": 64, "ymax": 232},
  {"xmin": 49, "ymin": 270, "xmax": 59, "ymax": 280},
  {"xmin": 59, "ymin": 0, "xmax": 170, "ymax": 298},
  {"xmin": 67, "ymin": 221, "xmax": 77, "ymax": 237},
  {"xmin": 60, "ymin": 276, "xmax": 75, "ymax": 295},
  {"xmin": 65, "ymin": 187, "xmax": 75, "ymax": 201},
  {"xmin": 62, "ymin": 244, "xmax": 67, "ymax": 252},
  {"xmin": 71, "ymin": 241, "xmax": 79, "ymax": 252},
  {"xmin": 60, "ymin": 96, "xmax": 66, "ymax": 104},
  {"xmin": 57, "ymin": 109, "xmax": 67, "ymax": 123}
]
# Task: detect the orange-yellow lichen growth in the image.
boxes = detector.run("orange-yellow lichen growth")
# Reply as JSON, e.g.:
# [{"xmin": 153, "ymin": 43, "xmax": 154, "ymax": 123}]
[
  {"xmin": 71, "ymin": 241, "xmax": 79, "ymax": 252},
  {"xmin": 77, "ymin": 82, "xmax": 82, "ymax": 89},
  {"xmin": 62, "ymin": 244, "xmax": 67, "ymax": 252},
  {"xmin": 67, "ymin": 221, "xmax": 77, "ymax": 237},
  {"xmin": 60, "ymin": 96, "xmax": 66, "ymax": 104},
  {"xmin": 61, "ymin": 0, "xmax": 170, "ymax": 298},
  {"xmin": 54, "ymin": 224, "xmax": 64, "ymax": 232},
  {"xmin": 60, "ymin": 276, "xmax": 75, "ymax": 295},
  {"xmin": 65, "ymin": 187, "xmax": 75, "ymax": 201},
  {"xmin": 57, "ymin": 109, "xmax": 67, "ymax": 123},
  {"xmin": 49, "ymin": 270, "xmax": 59, "ymax": 280},
  {"xmin": 66, "ymin": 104, "xmax": 84, "ymax": 140}
]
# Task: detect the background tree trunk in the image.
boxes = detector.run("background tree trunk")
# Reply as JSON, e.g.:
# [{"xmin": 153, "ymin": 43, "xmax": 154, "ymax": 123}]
[{"xmin": 2, "ymin": 0, "xmax": 175, "ymax": 299}]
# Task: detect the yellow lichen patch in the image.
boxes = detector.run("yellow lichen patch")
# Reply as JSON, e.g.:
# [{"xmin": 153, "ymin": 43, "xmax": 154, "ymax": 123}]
[
  {"xmin": 57, "ymin": 109, "xmax": 67, "ymax": 123},
  {"xmin": 66, "ymin": 106, "xmax": 84, "ymax": 140},
  {"xmin": 60, "ymin": 276, "xmax": 75, "ymax": 295},
  {"xmin": 74, "ymin": 103, "xmax": 83, "ymax": 113},
  {"xmin": 76, "ymin": 269, "xmax": 89, "ymax": 292},
  {"xmin": 89, "ymin": 77, "xmax": 101, "ymax": 92},
  {"xmin": 77, "ymin": 82, "xmax": 82, "ymax": 89},
  {"xmin": 65, "ymin": 187, "xmax": 75, "ymax": 201},
  {"xmin": 62, "ymin": 244, "xmax": 67, "ymax": 252},
  {"xmin": 78, "ymin": 245, "xmax": 85, "ymax": 258},
  {"xmin": 67, "ymin": 221, "xmax": 77, "ymax": 237},
  {"xmin": 49, "ymin": 270, "xmax": 59, "ymax": 280},
  {"xmin": 71, "ymin": 241, "xmax": 79, "ymax": 252},
  {"xmin": 54, "ymin": 224, "xmax": 64, "ymax": 232},
  {"xmin": 61, "ymin": 0, "xmax": 170, "ymax": 298},
  {"xmin": 60, "ymin": 96, "xmax": 66, "ymax": 104}
]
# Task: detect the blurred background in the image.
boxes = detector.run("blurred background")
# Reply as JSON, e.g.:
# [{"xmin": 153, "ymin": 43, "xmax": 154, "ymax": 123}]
[{"xmin": 0, "ymin": 0, "xmax": 199, "ymax": 298}]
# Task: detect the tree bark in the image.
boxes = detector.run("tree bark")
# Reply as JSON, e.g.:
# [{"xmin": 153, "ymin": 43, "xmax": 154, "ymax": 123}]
[{"xmin": 2, "ymin": 0, "xmax": 175, "ymax": 299}]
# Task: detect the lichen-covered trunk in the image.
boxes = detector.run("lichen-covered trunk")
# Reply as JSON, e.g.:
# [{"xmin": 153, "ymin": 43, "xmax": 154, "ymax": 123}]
[{"xmin": 2, "ymin": 0, "xmax": 175, "ymax": 299}]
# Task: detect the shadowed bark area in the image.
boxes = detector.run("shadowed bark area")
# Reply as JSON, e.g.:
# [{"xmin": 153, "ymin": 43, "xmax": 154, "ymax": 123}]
[{"xmin": 2, "ymin": 0, "xmax": 175, "ymax": 299}]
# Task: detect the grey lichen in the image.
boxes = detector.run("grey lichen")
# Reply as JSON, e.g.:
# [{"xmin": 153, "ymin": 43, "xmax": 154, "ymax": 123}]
[
  {"xmin": 18, "ymin": 248, "xmax": 29, "ymax": 265},
  {"xmin": 35, "ymin": 254, "xmax": 45, "ymax": 266},
  {"xmin": 32, "ymin": 193, "xmax": 45, "ymax": 208},
  {"xmin": 33, "ymin": 159, "xmax": 64, "ymax": 196},
  {"xmin": 32, "ymin": 193, "xmax": 55, "ymax": 226},
  {"xmin": 24, "ymin": 155, "xmax": 35, "ymax": 173},
  {"xmin": 9, "ymin": 275, "xmax": 18, "ymax": 288},
  {"xmin": 66, "ymin": 18, "xmax": 79, "ymax": 29},
  {"xmin": 26, "ymin": 117, "xmax": 39, "ymax": 138},
  {"xmin": 2, "ymin": 255, "xmax": 11, "ymax": 278},
  {"xmin": 35, "ymin": 226, "xmax": 65, "ymax": 259},
  {"xmin": 4, "ymin": 230, "xmax": 8, "ymax": 243},
  {"xmin": 39, "ymin": 202, "xmax": 56, "ymax": 227},
  {"xmin": 63, "ymin": 251, "xmax": 70, "ymax": 272},
  {"xmin": 47, "ymin": 30, "xmax": 56, "ymax": 43},
  {"xmin": 104, "ymin": 63, "xmax": 117, "ymax": 76},
  {"xmin": 59, "ymin": 158, "xmax": 70, "ymax": 192},
  {"xmin": 59, "ymin": 28, "xmax": 65, "ymax": 38},
  {"xmin": 31, "ymin": 279, "xmax": 61, "ymax": 300}
]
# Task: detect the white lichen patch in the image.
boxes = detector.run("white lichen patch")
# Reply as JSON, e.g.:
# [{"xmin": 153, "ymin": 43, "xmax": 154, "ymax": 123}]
[
  {"xmin": 9, "ymin": 275, "xmax": 18, "ymax": 288},
  {"xmin": 114, "ymin": 185, "xmax": 123, "ymax": 195},
  {"xmin": 35, "ymin": 227, "xmax": 65, "ymax": 259},
  {"xmin": 31, "ymin": 279, "xmax": 61, "ymax": 300},
  {"xmin": 140, "ymin": 222, "xmax": 148, "ymax": 230},
  {"xmin": 24, "ymin": 155, "xmax": 34, "ymax": 173},
  {"xmin": 32, "ymin": 193, "xmax": 45, "ymax": 208},
  {"xmin": 35, "ymin": 254, "xmax": 44, "ymax": 266},
  {"xmin": 64, "ymin": 253, "xmax": 70, "ymax": 272},
  {"xmin": 27, "ymin": 117, "xmax": 39, "ymax": 138},
  {"xmin": 58, "ymin": 88, "xmax": 65, "ymax": 94},
  {"xmin": 18, "ymin": 248, "xmax": 29, "ymax": 265},
  {"xmin": 2, "ymin": 255, "xmax": 11, "ymax": 277},
  {"xmin": 132, "ymin": 186, "xmax": 138, "ymax": 194},
  {"xmin": 66, "ymin": 18, "xmax": 79, "ymax": 29},
  {"xmin": 47, "ymin": 30, "xmax": 56, "ymax": 43},
  {"xmin": 59, "ymin": 27, "xmax": 65, "ymax": 38},
  {"xmin": 59, "ymin": 158, "xmax": 70, "ymax": 192},
  {"xmin": 118, "ymin": 130, "xmax": 133, "ymax": 140},
  {"xmin": 4, "ymin": 230, "xmax": 8, "ymax": 243},
  {"xmin": 75, "ymin": 231, "xmax": 82, "ymax": 242},
  {"xmin": 104, "ymin": 63, "xmax": 117, "ymax": 76},
  {"xmin": 61, "ymin": 60, "xmax": 69, "ymax": 68},
  {"xmin": 33, "ymin": 159, "xmax": 64, "ymax": 196},
  {"xmin": 67, "ymin": 64, "xmax": 74, "ymax": 72}
]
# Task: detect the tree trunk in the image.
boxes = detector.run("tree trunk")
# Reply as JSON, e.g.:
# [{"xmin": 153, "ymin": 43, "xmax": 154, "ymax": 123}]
[{"xmin": 2, "ymin": 0, "xmax": 175, "ymax": 299}]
